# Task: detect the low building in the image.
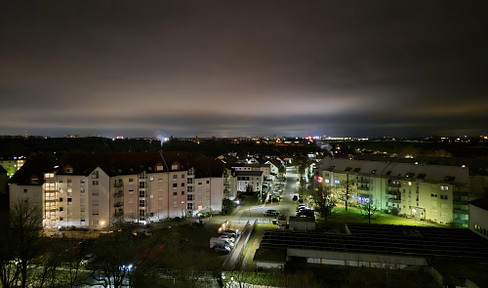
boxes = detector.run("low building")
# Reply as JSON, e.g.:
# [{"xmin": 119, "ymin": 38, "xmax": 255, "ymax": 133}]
[{"xmin": 469, "ymin": 196, "xmax": 488, "ymax": 240}]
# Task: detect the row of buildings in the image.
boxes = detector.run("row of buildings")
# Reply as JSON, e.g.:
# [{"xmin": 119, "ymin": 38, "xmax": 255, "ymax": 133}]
[
  {"xmin": 9, "ymin": 152, "xmax": 225, "ymax": 229},
  {"xmin": 7, "ymin": 151, "xmax": 287, "ymax": 230},
  {"xmin": 316, "ymin": 157, "xmax": 488, "ymax": 227}
]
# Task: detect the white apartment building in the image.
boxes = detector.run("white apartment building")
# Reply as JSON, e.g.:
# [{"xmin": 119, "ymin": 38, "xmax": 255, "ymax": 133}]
[
  {"xmin": 317, "ymin": 157, "xmax": 478, "ymax": 227},
  {"xmin": 9, "ymin": 152, "xmax": 224, "ymax": 229}
]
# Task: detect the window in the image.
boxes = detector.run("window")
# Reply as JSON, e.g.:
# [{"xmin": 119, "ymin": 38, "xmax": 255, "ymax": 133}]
[
  {"xmin": 139, "ymin": 200, "xmax": 145, "ymax": 207},
  {"xmin": 139, "ymin": 210, "xmax": 145, "ymax": 216},
  {"xmin": 181, "ymin": 183, "xmax": 185, "ymax": 187},
  {"xmin": 92, "ymin": 210, "xmax": 99, "ymax": 216},
  {"xmin": 417, "ymin": 173, "xmax": 426, "ymax": 179},
  {"xmin": 444, "ymin": 176, "xmax": 455, "ymax": 182},
  {"xmin": 187, "ymin": 194, "xmax": 193, "ymax": 201},
  {"xmin": 181, "ymin": 191, "xmax": 185, "ymax": 195},
  {"xmin": 59, "ymin": 197, "xmax": 63, "ymax": 202},
  {"xmin": 45, "ymin": 173, "xmax": 54, "ymax": 178},
  {"xmin": 66, "ymin": 168, "xmax": 73, "ymax": 174},
  {"xmin": 67, "ymin": 178, "xmax": 72, "ymax": 184},
  {"xmin": 173, "ymin": 183, "xmax": 177, "ymax": 188},
  {"xmin": 129, "ymin": 178, "xmax": 134, "ymax": 183},
  {"xmin": 59, "ymin": 207, "xmax": 64, "ymax": 212},
  {"xmin": 139, "ymin": 191, "xmax": 145, "ymax": 197},
  {"xmin": 181, "ymin": 174, "xmax": 185, "ymax": 179},
  {"xmin": 345, "ymin": 167, "xmax": 352, "ymax": 172},
  {"xmin": 206, "ymin": 180, "xmax": 210, "ymax": 184},
  {"xmin": 187, "ymin": 203, "xmax": 193, "ymax": 210},
  {"xmin": 173, "ymin": 175, "xmax": 178, "ymax": 179},
  {"xmin": 23, "ymin": 189, "xmax": 28, "ymax": 193},
  {"xmin": 173, "ymin": 191, "xmax": 177, "ymax": 196},
  {"xmin": 92, "ymin": 180, "xmax": 99, "ymax": 186},
  {"xmin": 171, "ymin": 164, "xmax": 178, "ymax": 170},
  {"xmin": 92, "ymin": 200, "xmax": 99, "ymax": 206},
  {"xmin": 92, "ymin": 191, "xmax": 99, "ymax": 196},
  {"xmin": 92, "ymin": 171, "xmax": 99, "ymax": 179},
  {"xmin": 406, "ymin": 173, "xmax": 414, "ymax": 178},
  {"xmin": 139, "ymin": 182, "xmax": 145, "ymax": 189},
  {"xmin": 67, "ymin": 198, "xmax": 72, "ymax": 203},
  {"xmin": 440, "ymin": 185, "xmax": 449, "ymax": 191}
]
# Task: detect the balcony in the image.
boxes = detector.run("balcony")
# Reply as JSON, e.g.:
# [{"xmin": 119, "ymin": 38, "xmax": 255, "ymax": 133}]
[
  {"xmin": 114, "ymin": 191, "xmax": 124, "ymax": 198},
  {"xmin": 387, "ymin": 182, "xmax": 401, "ymax": 188},
  {"xmin": 359, "ymin": 185, "xmax": 370, "ymax": 191},
  {"xmin": 114, "ymin": 202, "xmax": 123, "ymax": 207}
]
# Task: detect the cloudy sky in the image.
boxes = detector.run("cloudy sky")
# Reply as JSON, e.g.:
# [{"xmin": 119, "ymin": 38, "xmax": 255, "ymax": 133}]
[{"xmin": 1, "ymin": 1, "xmax": 487, "ymax": 138}]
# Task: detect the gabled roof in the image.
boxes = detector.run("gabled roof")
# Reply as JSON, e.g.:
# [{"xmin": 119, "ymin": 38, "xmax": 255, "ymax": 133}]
[
  {"xmin": 318, "ymin": 157, "xmax": 469, "ymax": 184},
  {"xmin": 9, "ymin": 155, "xmax": 57, "ymax": 185},
  {"xmin": 188, "ymin": 157, "xmax": 224, "ymax": 178}
]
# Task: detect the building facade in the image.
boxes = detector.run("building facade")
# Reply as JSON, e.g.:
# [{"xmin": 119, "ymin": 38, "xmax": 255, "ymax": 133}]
[
  {"xmin": 9, "ymin": 152, "xmax": 224, "ymax": 229},
  {"xmin": 317, "ymin": 158, "xmax": 476, "ymax": 227}
]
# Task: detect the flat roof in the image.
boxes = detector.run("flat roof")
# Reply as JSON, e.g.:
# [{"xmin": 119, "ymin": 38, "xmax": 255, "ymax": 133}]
[{"xmin": 259, "ymin": 224, "xmax": 488, "ymax": 263}]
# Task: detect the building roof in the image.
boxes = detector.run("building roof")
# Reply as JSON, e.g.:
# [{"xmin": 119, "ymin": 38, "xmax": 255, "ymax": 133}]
[
  {"xmin": 259, "ymin": 224, "xmax": 488, "ymax": 263},
  {"xmin": 0, "ymin": 165, "xmax": 7, "ymax": 174},
  {"xmin": 233, "ymin": 170, "xmax": 263, "ymax": 177},
  {"xmin": 9, "ymin": 155, "xmax": 57, "ymax": 185},
  {"xmin": 469, "ymin": 196, "xmax": 488, "ymax": 211},
  {"xmin": 318, "ymin": 157, "xmax": 469, "ymax": 184},
  {"xmin": 10, "ymin": 152, "xmax": 223, "ymax": 184}
]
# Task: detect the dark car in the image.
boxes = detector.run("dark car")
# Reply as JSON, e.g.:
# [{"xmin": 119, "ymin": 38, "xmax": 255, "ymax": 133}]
[
  {"xmin": 263, "ymin": 209, "xmax": 280, "ymax": 217},
  {"xmin": 214, "ymin": 244, "xmax": 232, "ymax": 253}
]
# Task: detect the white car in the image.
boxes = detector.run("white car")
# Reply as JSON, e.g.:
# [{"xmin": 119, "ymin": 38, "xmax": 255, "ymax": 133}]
[{"xmin": 80, "ymin": 254, "xmax": 95, "ymax": 267}]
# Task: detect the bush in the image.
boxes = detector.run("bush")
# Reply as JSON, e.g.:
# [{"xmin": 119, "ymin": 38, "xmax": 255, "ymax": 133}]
[{"xmin": 391, "ymin": 207, "xmax": 399, "ymax": 216}]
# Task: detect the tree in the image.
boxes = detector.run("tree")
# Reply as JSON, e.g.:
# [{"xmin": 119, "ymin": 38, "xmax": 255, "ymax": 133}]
[
  {"xmin": 7, "ymin": 200, "xmax": 43, "ymax": 288},
  {"xmin": 358, "ymin": 195, "xmax": 380, "ymax": 224},
  {"xmin": 331, "ymin": 181, "xmax": 351, "ymax": 211},
  {"xmin": 311, "ymin": 186, "xmax": 336, "ymax": 226}
]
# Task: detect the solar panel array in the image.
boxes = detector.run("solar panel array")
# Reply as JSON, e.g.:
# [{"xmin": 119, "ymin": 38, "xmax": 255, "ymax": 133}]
[{"xmin": 259, "ymin": 224, "xmax": 488, "ymax": 263}]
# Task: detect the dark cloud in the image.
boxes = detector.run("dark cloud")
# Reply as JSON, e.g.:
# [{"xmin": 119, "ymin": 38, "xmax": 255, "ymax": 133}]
[{"xmin": 1, "ymin": 0, "xmax": 487, "ymax": 137}]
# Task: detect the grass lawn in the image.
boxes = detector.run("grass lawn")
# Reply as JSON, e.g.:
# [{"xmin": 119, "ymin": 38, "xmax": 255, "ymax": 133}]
[{"xmin": 326, "ymin": 204, "xmax": 441, "ymax": 231}]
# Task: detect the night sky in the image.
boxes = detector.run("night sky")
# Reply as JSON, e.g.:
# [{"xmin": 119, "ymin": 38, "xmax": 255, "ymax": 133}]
[{"xmin": 1, "ymin": 1, "xmax": 487, "ymax": 138}]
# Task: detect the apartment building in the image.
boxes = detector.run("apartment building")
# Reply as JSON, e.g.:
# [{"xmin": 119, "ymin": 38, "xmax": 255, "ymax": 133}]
[
  {"xmin": 9, "ymin": 152, "xmax": 224, "ymax": 229},
  {"xmin": 317, "ymin": 157, "xmax": 480, "ymax": 227}
]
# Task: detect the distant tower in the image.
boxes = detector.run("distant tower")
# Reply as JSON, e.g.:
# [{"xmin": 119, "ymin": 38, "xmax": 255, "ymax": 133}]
[{"xmin": 24, "ymin": 130, "xmax": 28, "ymax": 138}]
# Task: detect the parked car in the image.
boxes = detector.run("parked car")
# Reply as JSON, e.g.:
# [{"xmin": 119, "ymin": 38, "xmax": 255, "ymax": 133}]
[
  {"xmin": 219, "ymin": 234, "xmax": 235, "ymax": 242},
  {"xmin": 263, "ymin": 209, "xmax": 280, "ymax": 217},
  {"xmin": 296, "ymin": 205, "xmax": 311, "ymax": 212},
  {"xmin": 221, "ymin": 229, "xmax": 239, "ymax": 237},
  {"xmin": 80, "ymin": 254, "xmax": 96, "ymax": 267},
  {"xmin": 297, "ymin": 209, "xmax": 315, "ymax": 218},
  {"xmin": 210, "ymin": 237, "xmax": 235, "ymax": 248},
  {"xmin": 214, "ymin": 244, "xmax": 232, "ymax": 253}
]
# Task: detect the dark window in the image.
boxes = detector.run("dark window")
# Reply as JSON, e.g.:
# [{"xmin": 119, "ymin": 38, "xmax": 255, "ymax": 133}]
[
  {"xmin": 345, "ymin": 167, "xmax": 352, "ymax": 172},
  {"xmin": 417, "ymin": 174, "xmax": 426, "ymax": 179}
]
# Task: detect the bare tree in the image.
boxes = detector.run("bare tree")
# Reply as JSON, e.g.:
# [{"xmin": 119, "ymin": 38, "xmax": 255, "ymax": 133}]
[
  {"xmin": 357, "ymin": 194, "xmax": 380, "ymax": 224},
  {"xmin": 8, "ymin": 200, "xmax": 43, "ymax": 288},
  {"xmin": 0, "ymin": 211, "xmax": 20, "ymax": 288}
]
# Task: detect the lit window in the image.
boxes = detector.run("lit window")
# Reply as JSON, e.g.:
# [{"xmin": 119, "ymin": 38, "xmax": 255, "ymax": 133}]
[{"xmin": 334, "ymin": 180, "xmax": 340, "ymax": 184}]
